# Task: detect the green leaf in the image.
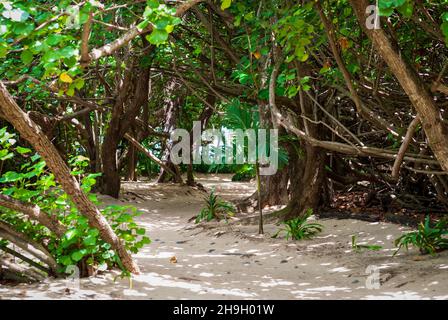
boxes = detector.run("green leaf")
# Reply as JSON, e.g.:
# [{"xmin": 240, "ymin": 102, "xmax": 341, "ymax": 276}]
[
  {"xmin": 42, "ymin": 50, "xmax": 60, "ymax": 63},
  {"xmin": 0, "ymin": 45, "xmax": 7, "ymax": 58},
  {"xmin": 59, "ymin": 255, "xmax": 73, "ymax": 266},
  {"xmin": 16, "ymin": 146, "xmax": 32, "ymax": 154},
  {"xmin": 442, "ymin": 22, "xmax": 448, "ymax": 43},
  {"xmin": 0, "ymin": 150, "xmax": 13, "ymax": 161},
  {"xmin": 378, "ymin": 7, "xmax": 394, "ymax": 17},
  {"xmin": 146, "ymin": 28, "xmax": 169, "ymax": 45},
  {"xmin": 66, "ymin": 87, "xmax": 75, "ymax": 97},
  {"xmin": 64, "ymin": 229, "xmax": 79, "ymax": 241},
  {"xmin": 71, "ymin": 250, "xmax": 87, "ymax": 262},
  {"xmin": 221, "ymin": 0, "xmax": 232, "ymax": 10},
  {"xmin": 46, "ymin": 34, "xmax": 64, "ymax": 46},
  {"xmin": 73, "ymin": 78, "xmax": 85, "ymax": 90},
  {"xmin": 0, "ymin": 171, "xmax": 23, "ymax": 182},
  {"xmin": 20, "ymin": 50, "xmax": 33, "ymax": 65},
  {"xmin": 397, "ymin": 3, "xmax": 413, "ymax": 18},
  {"xmin": 137, "ymin": 20, "xmax": 150, "ymax": 31},
  {"xmin": 83, "ymin": 235, "xmax": 97, "ymax": 246},
  {"xmin": 147, "ymin": 0, "xmax": 160, "ymax": 9},
  {"xmin": 442, "ymin": 13, "xmax": 448, "ymax": 23},
  {"xmin": 13, "ymin": 22, "xmax": 34, "ymax": 36}
]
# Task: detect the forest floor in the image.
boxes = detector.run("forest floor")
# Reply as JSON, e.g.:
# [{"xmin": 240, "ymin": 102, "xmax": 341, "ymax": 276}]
[{"xmin": 1, "ymin": 174, "xmax": 447, "ymax": 300}]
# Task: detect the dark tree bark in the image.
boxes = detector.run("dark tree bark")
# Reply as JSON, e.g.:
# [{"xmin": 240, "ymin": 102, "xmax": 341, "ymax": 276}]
[
  {"xmin": 101, "ymin": 49, "xmax": 151, "ymax": 197},
  {"xmin": 126, "ymin": 143, "xmax": 137, "ymax": 181},
  {"xmin": 158, "ymin": 79, "xmax": 184, "ymax": 183}
]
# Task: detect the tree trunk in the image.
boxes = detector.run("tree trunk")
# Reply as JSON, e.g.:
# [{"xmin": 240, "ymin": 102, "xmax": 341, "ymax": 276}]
[
  {"xmin": 158, "ymin": 79, "xmax": 184, "ymax": 183},
  {"xmin": 187, "ymin": 98, "xmax": 214, "ymax": 186},
  {"xmin": 282, "ymin": 144, "xmax": 326, "ymax": 220},
  {"xmin": 126, "ymin": 143, "xmax": 137, "ymax": 181},
  {"xmin": 101, "ymin": 134, "xmax": 121, "ymax": 198},
  {"xmin": 350, "ymin": 0, "xmax": 448, "ymax": 172},
  {"xmin": 237, "ymin": 165, "xmax": 289, "ymax": 212},
  {"xmin": 100, "ymin": 40, "xmax": 152, "ymax": 197},
  {"xmin": 101, "ymin": 133, "xmax": 121, "ymax": 198},
  {"xmin": 0, "ymin": 82, "xmax": 140, "ymax": 274}
]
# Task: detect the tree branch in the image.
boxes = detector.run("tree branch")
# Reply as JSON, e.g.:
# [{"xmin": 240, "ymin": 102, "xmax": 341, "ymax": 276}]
[
  {"xmin": 0, "ymin": 194, "xmax": 67, "ymax": 237},
  {"xmin": 85, "ymin": 0, "xmax": 205, "ymax": 64},
  {"xmin": 391, "ymin": 116, "xmax": 421, "ymax": 179}
]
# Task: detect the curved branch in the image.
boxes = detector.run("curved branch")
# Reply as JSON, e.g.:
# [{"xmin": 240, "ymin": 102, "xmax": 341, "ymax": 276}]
[
  {"xmin": 0, "ymin": 221, "xmax": 58, "ymax": 272},
  {"xmin": 0, "ymin": 194, "xmax": 67, "ymax": 237},
  {"xmin": 86, "ymin": 0, "xmax": 205, "ymax": 63}
]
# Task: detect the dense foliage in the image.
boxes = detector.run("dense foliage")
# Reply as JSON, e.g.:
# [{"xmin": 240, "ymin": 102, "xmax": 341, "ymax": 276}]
[
  {"xmin": 0, "ymin": 128, "xmax": 149, "ymax": 277},
  {"xmin": 1, "ymin": 0, "xmax": 448, "ymax": 280}
]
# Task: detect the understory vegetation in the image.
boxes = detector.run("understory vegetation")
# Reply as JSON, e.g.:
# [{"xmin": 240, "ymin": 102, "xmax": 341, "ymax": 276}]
[
  {"xmin": 196, "ymin": 190, "xmax": 235, "ymax": 223},
  {"xmin": 394, "ymin": 216, "xmax": 448, "ymax": 255},
  {"xmin": 0, "ymin": 128, "xmax": 149, "ymax": 280},
  {"xmin": 273, "ymin": 209, "xmax": 324, "ymax": 240}
]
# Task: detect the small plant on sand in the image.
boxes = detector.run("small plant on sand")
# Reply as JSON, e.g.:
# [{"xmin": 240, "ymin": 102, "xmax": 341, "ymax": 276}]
[
  {"xmin": 394, "ymin": 216, "xmax": 448, "ymax": 256},
  {"xmin": 195, "ymin": 190, "xmax": 235, "ymax": 223},
  {"xmin": 272, "ymin": 209, "xmax": 323, "ymax": 240},
  {"xmin": 351, "ymin": 235, "xmax": 383, "ymax": 252}
]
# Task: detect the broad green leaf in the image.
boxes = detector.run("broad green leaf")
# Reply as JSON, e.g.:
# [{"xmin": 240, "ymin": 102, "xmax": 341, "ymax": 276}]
[
  {"xmin": 20, "ymin": 50, "xmax": 33, "ymax": 65},
  {"xmin": 59, "ymin": 255, "xmax": 72, "ymax": 266},
  {"xmin": 146, "ymin": 28, "xmax": 168, "ymax": 45},
  {"xmin": 83, "ymin": 235, "xmax": 97, "ymax": 246},
  {"xmin": 73, "ymin": 78, "xmax": 85, "ymax": 90},
  {"xmin": 71, "ymin": 250, "xmax": 87, "ymax": 262},
  {"xmin": 16, "ymin": 146, "xmax": 32, "ymax": 154},
  {"xmin": 221, "ymin": 0, "xmax": 232, "ymax": 10}
]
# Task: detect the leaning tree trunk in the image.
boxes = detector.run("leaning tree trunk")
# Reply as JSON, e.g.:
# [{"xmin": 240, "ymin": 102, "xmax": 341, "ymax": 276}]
[
  {"xmin": 350, "ymin": 0, "xmax": 448, "ymax": 172},
  {"xmin": 0, "ymin": 82, "xmax": 140, "ymax": 274}
]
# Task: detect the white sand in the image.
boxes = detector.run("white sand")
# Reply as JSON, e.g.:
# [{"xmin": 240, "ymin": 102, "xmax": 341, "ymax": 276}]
[{"xmin": 1, "ymin": 174, "xmax": 447, "ymax": 300}]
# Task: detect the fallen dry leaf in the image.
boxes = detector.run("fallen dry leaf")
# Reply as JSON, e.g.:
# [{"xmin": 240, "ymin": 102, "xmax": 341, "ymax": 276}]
[{"xmin": 412, "ymin": 256, "xmax": 427, "ymax": 261}]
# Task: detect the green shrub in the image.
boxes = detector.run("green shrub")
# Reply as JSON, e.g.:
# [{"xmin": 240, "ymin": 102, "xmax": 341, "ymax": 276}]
[
  {"xmin": 0, "ymin": 128, "xmax": 150, "ymax": 277},
  {"xmin": 273, "ymin": 209, "xmax": 323, "ymax": 240},
  {"xmin": 394, "ymin": 216, "xmax": 448, "ymax": 256},
  {"xmin": 195, "ymin": 190, "xmax": 235, "ymax": 223}
]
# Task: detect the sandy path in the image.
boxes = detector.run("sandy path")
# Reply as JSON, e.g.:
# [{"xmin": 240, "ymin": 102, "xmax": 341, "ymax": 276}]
[{"xmin": 1, "ymin": 174, "xmax": 447, "ymax": 300}]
